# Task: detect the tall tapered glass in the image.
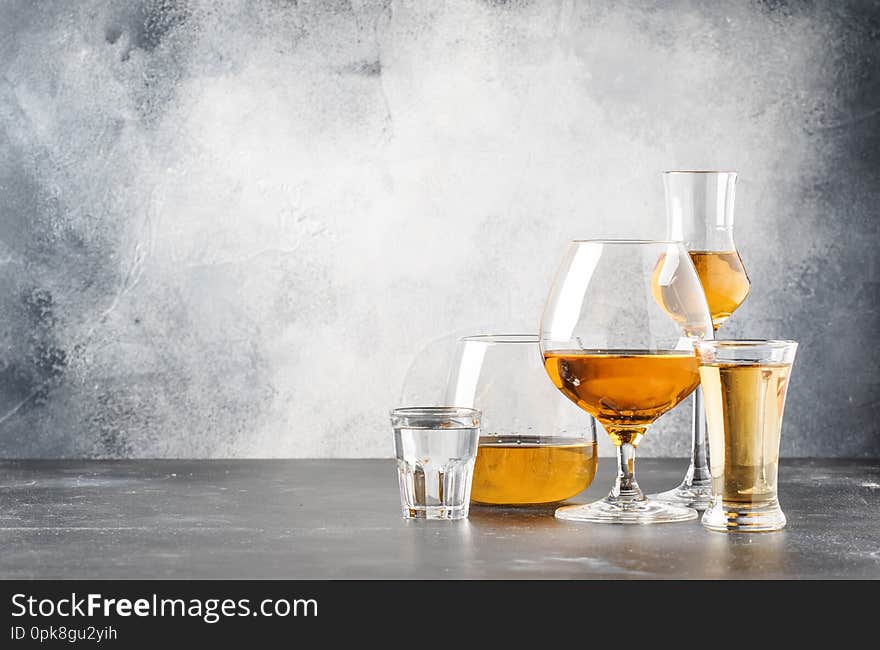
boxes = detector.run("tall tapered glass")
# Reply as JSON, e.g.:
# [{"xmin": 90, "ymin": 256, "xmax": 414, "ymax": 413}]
[
  {"xmin": 651, "ymin": 171, "xmax": 751, "ymax": 509},
  {"xmin": 540, "ymin": 240, "xmax": 713, "ymax": 524}
]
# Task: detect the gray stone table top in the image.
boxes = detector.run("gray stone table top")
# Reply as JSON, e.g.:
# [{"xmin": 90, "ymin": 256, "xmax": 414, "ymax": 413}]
[{"xmin": 0, "ymin": 458, "xmax": 878, "ymax": 579}]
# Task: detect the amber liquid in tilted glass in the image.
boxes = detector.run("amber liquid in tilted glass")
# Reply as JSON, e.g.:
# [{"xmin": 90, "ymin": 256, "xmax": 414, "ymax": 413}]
[
  {"xmin": 700, "ymin": 362, "xmax": 791, "ymax": 504},
  {"xmin": 471, "ymin": 437, "xmax": 598, "ymax": 505},
  {"xmin": 688, "ymin": 251, "xmax": 751, "ymax": 330},
  {"xmin": 543, "ymin": 351, "xmax": 701, "ymax": 446}
]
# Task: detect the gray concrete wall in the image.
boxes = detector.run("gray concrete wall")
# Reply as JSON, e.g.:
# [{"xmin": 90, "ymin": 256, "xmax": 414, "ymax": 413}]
[{"xmin": 0, "ymin": 1, "xmax": 877, "ymax": 458}]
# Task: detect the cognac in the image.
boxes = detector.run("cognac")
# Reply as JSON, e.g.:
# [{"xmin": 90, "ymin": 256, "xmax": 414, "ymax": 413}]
[{"xmin": 543, "ymin": 350, "xmax": 700, "ymax": 446}]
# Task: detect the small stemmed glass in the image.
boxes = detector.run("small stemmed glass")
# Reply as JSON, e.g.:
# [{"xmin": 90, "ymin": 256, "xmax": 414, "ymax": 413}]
[{"xmin": 651, "ymin": 171, "xmax": 751, "ymax": 509}]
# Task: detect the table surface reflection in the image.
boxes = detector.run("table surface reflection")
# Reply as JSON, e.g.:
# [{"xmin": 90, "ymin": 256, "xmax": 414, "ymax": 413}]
[{"xmin": 0, "ymin": 458, "xmax": 877, "ymax": 579}]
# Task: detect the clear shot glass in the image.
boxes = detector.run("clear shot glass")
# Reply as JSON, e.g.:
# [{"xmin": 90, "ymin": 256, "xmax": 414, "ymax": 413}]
[
  {"xmin": 390, "ymin": 407, "xmax": 481, "ymax": 520},
  {"xmin": 696, "ymin": 340, "xmax": 798, "ymax": 532}
]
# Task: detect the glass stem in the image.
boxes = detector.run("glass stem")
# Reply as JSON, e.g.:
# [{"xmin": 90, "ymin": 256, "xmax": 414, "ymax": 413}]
[
  {"xmin": 610, "ymin": 440, "xmax": 645, "ymax": 503},
  {"xmin": 684, "ymin": 386, "xmax": 712, "ymax": 486}
]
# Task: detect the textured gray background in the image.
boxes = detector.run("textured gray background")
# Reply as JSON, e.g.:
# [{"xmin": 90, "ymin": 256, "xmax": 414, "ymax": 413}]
[{"xmin": 0, "ymin": 0, "xmax": 877, "ymax": 458}]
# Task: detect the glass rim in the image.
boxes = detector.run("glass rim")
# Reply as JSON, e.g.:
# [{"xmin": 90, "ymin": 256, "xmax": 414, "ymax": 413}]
[
  {"xmin": 459, "ymin": 333, "xmax": 538, "ymax": 344},
  {"xmin": 698, "ymin": 339, "xmax": 798, "ymax": 350},
  {"xmin": 569, "ymin": 238, "xmax": 681, "ymax": 245},
  {"xmin": 663, "ymin": 170, "xmax": 738, "ymax": 175},
  {"xmin": 390, "ymin": 406, "xmax": 481, "ymax": 418}
]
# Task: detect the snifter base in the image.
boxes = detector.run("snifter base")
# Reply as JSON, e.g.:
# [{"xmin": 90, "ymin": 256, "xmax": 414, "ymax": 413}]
[
  {"xmin": 555, "ymin": 497, "xmax": 698, "ymax": 525},
  {"xmin": 702, "ymin": 497, "xmax": 786, "ymax": 532}
]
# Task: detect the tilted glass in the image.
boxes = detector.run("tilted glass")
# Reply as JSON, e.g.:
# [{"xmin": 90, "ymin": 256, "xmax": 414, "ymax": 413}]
[{"xmin": 445, "ymin": 335, "xmax": 598, "ymax": 505}]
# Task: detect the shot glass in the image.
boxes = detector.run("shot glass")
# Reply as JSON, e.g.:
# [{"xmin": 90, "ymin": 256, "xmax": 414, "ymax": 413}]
[
  {"xmin": 390, "ymin": 407, "xmax": 481, "ymax": 520},
  {"xmin": 696, "ymin": 340, "xmax": 798, "ymax": 532}
]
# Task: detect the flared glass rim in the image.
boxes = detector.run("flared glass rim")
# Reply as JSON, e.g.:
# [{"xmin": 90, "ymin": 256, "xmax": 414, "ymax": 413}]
[
  {"xmin": 569, "ymin": 238, "xmax": 680, "ymax": 245},
  {"xmin": 698, "ymin": 339, "xmax": 798, "ymax": 350},
  {"xmin": 459, "ymin": 333, "xmax": 537, "ymax": 344},
  {"xmin": 389, "ymin": 406, "xmax": 481, "ymax": 418},
  {"xmin": 663, "ymin": 170, "xmax": 738, "ymax": 175}
]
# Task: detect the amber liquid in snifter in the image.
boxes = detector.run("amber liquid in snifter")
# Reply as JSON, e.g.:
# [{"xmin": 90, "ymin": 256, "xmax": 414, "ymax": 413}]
[
  {"xmin": 700, "ymin": 362, "xmax": 791, "ymax": 504},
  {"xmin": 688, "ymin": 251, "xmax": 750, "ymax": 330},
  {"xmin": 543, "ymin": 350, "xmax": 701, "ymax": 446},
  {"xmin": 471, "ymin": 436, "xmax": 598, "ymax": 505}
]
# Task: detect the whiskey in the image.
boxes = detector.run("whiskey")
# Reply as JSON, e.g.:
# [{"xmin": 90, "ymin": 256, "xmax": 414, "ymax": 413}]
[
  {"xmin": 471, "ymin": 436, "xmax": 598, "ymax": 505},
  {"xmin": 689, "ymin": 251, "xmax": 750, "ymax": 330},
  {"xmin": 700, "ymin": 362, "xmax": 791, "ymax": 503},
  {"xmin": 543, "ymin": 350, "xmax": 700, "ymax": 445}
]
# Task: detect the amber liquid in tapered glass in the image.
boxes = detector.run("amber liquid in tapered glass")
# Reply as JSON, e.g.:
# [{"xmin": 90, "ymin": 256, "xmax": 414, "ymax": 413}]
[
  {"xmin": 700, "ymin": 362, "xmax": 791, "ymax": 504},
  {"xmin": 688, "ymin": 251, "xmax": 750, "ymax": 330},
  {"xmin": 543, "ymin": 351, "xmax": 701, "ymax": 446},
  {"xmin": 471, "ymin": 437, "xmax": 598, "ymax": 505}
]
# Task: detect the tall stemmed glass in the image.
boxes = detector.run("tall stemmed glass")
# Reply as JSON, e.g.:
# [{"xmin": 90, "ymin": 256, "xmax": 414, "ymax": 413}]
[
  {"xmin": 652, "ymin": 172, "xmax": 751, "ymax": 509},
  {"xmin": 540, "ymin": 240, "xmax": 713, "ymax": 523}
]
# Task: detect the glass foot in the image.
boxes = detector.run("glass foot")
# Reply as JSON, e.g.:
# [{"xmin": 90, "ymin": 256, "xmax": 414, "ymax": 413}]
[
  {"xmin": 650, "ymin": 482, "xmax": 713, "ymax": 510},
  {"xmin": 701, "ymin": 498, "xmax": 786, "ymax": 532},
  {"xmin": 555, "ymin": 497, "xmax": 698, "ymax": 525}
]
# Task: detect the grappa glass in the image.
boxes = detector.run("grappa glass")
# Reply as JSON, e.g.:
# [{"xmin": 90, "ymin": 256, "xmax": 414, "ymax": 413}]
[
  {"xmin": 652, "ymin": 171, "xmax": 751, "ymax": 509},
  {"xmin": 539, "ymin": 240, "xmax": 713, "ymax": 524}
]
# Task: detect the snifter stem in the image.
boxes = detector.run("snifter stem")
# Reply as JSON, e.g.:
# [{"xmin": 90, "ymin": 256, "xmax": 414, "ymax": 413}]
[{"xmin": 609, "ymin": 441, "xmax": 645, "ymax": 503}]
